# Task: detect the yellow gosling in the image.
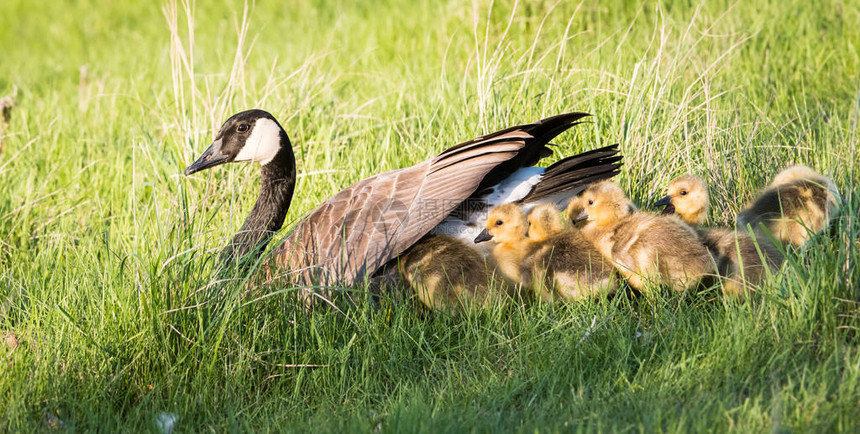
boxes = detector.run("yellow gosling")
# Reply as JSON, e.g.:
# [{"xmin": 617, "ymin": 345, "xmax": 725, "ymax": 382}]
[
  {"xmin": 656, "ymin": 175, "xmax": 783, "ymax": 296},
  {"xmin": 399, "ymin": 235, "xmax": 502, "ymax": 312},
  {"xmin": 527, "ymin": 204, "xmax": 567, "ymax": 242},
  {"xmin": 476, "ymin": 204, "xmax": 616, "ymax": 302},
  {"xmin": 572, "ymin": 181, "xmax": 716, "ymax": 292},
  {"xmin": 737, "ymin": 165, "xmax": 839, "ymax": 247}
]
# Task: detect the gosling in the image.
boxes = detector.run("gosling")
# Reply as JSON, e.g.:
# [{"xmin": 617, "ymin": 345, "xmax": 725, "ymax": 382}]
[
  {"xmin": 655, "ymin": 175, "xmax": 783, "ymax": 296},
  {"xmin": 398, "ymin": 235, "xmax": 500, "ymax": 312},
  {"xmin": 475, "ymin": 204, "xmax": 616, "ymax": 302},
  {"xmin": 526, "ymin": 203, "xmax": 568, "ymax": 242},
  {"xmin": 737, "ymin": 165, "xmax": 838, "ymax": 247},
  {"xmin": 569, "ymin": 181, "xmax": 716, "ymax": 292}
]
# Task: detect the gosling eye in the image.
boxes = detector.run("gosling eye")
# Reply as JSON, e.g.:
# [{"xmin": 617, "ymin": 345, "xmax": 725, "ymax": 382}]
[
  {"xmin": 680, "ymin": 190, "xmax": 687, "ymax": 196},
  {"xmin": 495, "ymin": 220, "xmax": 503, "ymax": 226},
  {"xmin": 587, "ymin": 199, "xmax": 594, "ymax": 205},
  {"xmin": 237, "ymin": 124, "xmax": 250, "ymax": 132}
]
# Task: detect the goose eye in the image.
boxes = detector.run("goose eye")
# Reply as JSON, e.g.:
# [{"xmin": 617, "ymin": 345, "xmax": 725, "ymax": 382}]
[
  {"xmin": 587, "ymin": 199, "xmax": 594, "ymax": 205},
  {"xmin": 680, "ymin": 190, "xmax": 687, "ymax": 196},
  {"xmin": 495, "ymin": 220, "xmax": 503, "ymax": 226},
  {"xmin": 237, "ymin": 124, "xmax": 250, "ymax": 132}
]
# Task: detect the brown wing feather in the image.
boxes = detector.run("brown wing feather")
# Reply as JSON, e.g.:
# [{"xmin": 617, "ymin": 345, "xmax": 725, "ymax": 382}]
[{"xmin": 271, "ymin": 112, "xmax": 594, "ymax": 286}]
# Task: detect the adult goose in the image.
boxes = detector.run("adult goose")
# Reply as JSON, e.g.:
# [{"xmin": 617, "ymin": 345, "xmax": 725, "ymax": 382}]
[{"xmin": 184, "ymin": 109, "xmax": 622, "ymax": 287}]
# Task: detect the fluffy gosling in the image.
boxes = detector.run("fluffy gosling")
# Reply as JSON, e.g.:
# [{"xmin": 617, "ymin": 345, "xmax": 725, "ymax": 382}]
[
  {"xmin": 475, "ymin": 204, "xmax": 615, "ymax": 302},
  {"xmin": 528, "ymin": 204, "xmax": 617, "ymax": 300},
  {"xmin": 570, "ymin": 181, "xmax": 716, "ymax": 292},
  {"xmin": 527, "ymin": 203, "xmax": 568, "ymax": 242},
  {"xmin": 398, "ymin": 235, "xmax": 500, "ymax": 312},
  {"xmin": 655, "ymin": 175, "xmax": 783, "ymax": 296},
  {"xmin": 737, "ymin": 165, "xmax": 838, "ymax": 247}
]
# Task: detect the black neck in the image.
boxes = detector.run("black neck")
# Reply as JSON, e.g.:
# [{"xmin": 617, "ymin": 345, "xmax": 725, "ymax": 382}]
[{"xmin": 221, "ymin": 131, "xmax": 296, "ymax": 267}]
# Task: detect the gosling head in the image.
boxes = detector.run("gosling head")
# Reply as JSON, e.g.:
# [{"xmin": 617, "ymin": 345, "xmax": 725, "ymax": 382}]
[
  {"xmin": 653, "ymin": 175, "xmax": 709, "ymax": 225},
  {"xmin": 571, "ymin": 181, "xmax": 634, "ymax": 227},
  {"xmin": 527, "ymin": 204, "xmax": 565, "ymax": 242},
  {"xmin": 474, "ymin": 203, "xmax": 528, "ymax": 244},
  {"xmin": 770, "ymin": 165, "xmax": 823, "ymax": 187},
  {"xmin": 185, "ymin": 109, "xmax": 290, "ymax": 175}
]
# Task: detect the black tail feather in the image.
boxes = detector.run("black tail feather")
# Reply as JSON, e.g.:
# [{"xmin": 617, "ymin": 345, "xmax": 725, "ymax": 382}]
[
  {"xmin": 518, "ymin": 145, "xmax": 623, "ymax": 204},
  {"xmin": 477, "ymin": 113, "xmax": 592, "ymax": 191}
]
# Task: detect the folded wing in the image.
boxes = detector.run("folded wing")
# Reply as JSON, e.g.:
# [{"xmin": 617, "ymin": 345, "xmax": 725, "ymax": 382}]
[{"xmin": 271, "ymin": 112, "xmax": 599, "ymax": 286}]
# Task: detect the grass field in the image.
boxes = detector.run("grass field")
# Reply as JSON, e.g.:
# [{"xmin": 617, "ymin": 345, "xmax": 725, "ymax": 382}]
[{"xmin": 1, "ymin": 0, "xmax": 859, "ymax": 431}]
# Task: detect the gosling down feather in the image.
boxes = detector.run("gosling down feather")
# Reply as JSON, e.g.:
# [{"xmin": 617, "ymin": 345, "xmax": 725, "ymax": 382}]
[
  {"xmin": 476, "ymin": 203, "xmax": 616, "ymax": 302},
  {"xmin": 655, "ymin": 175, "xmax": 783, "ymax": 296},
  {"xmin": 397, "ymin": 234, "xmax": 505, "ymax": 312},
  {"xmin": 570, "ymin": 181, "xmax": 716, "ymax": 292},
  {"xmin": 736, "ymin": 165, "xmax": 838, "ymax": 247}
]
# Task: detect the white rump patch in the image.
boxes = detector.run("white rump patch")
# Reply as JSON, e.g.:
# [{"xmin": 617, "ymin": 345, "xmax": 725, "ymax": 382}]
[{"xmin": 234, "ymin": 118, "xmax": 282, "ymax": 165}]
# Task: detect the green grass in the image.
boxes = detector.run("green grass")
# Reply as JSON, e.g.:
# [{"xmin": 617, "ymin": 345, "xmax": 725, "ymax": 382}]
[{"xmin": 1, "ymin": 0, "xmax": 859, "ymax": 431}]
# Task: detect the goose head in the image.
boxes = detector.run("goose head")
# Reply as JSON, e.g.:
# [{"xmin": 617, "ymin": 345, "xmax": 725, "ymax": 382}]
[
  {"xmin": 474, "ymin": 203, "xmax": 528, "ymax": 244},
  {"xmin": 185, "ymin": 109, "xmax": 290, "ymax": 175},
  {"xmin": 527, "ymin": 204, "xmax": 565, "ymax": 241},
  {"xmin": 654, "ymin": 175, "xmax": 709, "ymax": 225},
  {"xmin": 572, "ymin": 181, "xmax": 634, "ymax": 227}
]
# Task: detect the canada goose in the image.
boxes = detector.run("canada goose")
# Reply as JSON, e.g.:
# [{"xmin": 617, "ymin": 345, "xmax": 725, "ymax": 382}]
[
  {"xmin": 736, "ymin": 165, "xmax": 838, "ymax": 247},
  {"xmin": 571, "ymin": 181, "xmax": 716, "ymax": 292},
  {"xmin": 184, "ymin": 110, "xmax": 623, "ymax": 292},
  {"xmin": 475, "ymin": 204, "xmax": 616, "ymax": 301},
  {"xmin": 397, "ymin": 234, "xmax": 501, "ymax": 312},
  {"xmin": 655, "ymin": 175, "xmax": 783, "ymax": 295}
]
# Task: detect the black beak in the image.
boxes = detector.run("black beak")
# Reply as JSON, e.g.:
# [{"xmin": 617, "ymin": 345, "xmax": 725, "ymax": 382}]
[
  {"xmin": 184, "ymin": 139, "xmax": 231, "ymax": 176},
  {"xmin": 653, "ymin": 196, "xmax": 675, "ymax": 215},
  {"xmin": 653, "ymin": 196, "xmax": 672, "ymax": 208},
  {"xmin": 574, "ymin": 209, "xmax": 589, "ymax": 223},
  {"xmin": 474, "ymin": 228, "xmax": 493, "ymax": 243}
]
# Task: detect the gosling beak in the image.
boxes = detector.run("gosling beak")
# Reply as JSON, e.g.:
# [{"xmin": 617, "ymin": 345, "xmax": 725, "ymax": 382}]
[
  {"xmin": 653, "ymin": 196, "xmax": 675, "ymax": 215},
  {"xmin": 184, "ymin": 139, "xmax": 230, "ymax": 175},
  {"xmin": 653, "ymin": 196, "xmax": 672, "ymax": 208},
  {"xmin": 474, "ymin": 228, "xmax": 493, "ymax": 243},
  {"xmin": 574, "ymin": 209, "xmax": 589, "ymax": 223}
]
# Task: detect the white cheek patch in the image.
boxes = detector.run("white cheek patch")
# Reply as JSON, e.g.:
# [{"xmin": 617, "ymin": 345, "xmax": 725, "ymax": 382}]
[{"xmin": 234, "ymin": 118, "xmax": 282, "ymax": 165}]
